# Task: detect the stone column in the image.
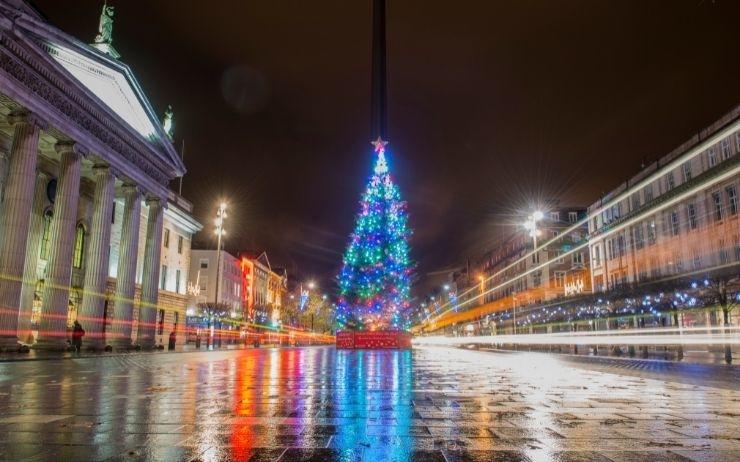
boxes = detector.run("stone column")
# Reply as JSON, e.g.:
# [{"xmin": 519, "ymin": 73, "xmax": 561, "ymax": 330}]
[
  {"xmin": 17, "ymin": 171, "xmax": 49, "ymax": 344},
  {"xmin": 36, "ymin": 141, "xmax": 83, "ymax": 350},
  {"xmin": 108, "ymin": 184, "xmax": 142, "ymax": 349},
  {"xmin": 136, "ymin": 197, "xmax": 164, "ymax": 349},
  {"xmin": 0, "ymin": 110, "xmax": 45, "ymax": 350},
  {"xmin": 77, "ymin": 165, "xmax": 115, "ymax": 350}
]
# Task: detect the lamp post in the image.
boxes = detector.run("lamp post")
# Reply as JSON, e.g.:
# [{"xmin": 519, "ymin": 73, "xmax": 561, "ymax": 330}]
[
  {"xmin": 213, "ymin": 202, "xmax": 227, "ymax": 347},
  {"xmin": 518, "ymin": 210, "xmax": 543, "ymax": 335}
]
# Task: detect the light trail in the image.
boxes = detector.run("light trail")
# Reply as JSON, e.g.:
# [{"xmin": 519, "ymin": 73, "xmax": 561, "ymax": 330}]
[{"xmin": 414, "ymin": 327, "xmax": 740, "ymax": 347}]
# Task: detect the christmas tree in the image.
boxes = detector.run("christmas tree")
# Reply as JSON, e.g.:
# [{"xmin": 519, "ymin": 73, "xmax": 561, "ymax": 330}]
[{"xmin": 336, "ymin": 138, "xmax": 412, "ymax": 331}]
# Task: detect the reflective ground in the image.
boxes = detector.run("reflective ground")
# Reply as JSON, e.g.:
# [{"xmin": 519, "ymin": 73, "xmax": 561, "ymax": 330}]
[{"xmin": 0, "ymin": 346, "xmax": 738, "ymax": 461}]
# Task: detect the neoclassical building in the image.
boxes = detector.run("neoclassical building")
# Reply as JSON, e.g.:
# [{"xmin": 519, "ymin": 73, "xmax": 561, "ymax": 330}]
[{"xmin": 0, "ymin": 0, "xmax": 201, "ymax": 350}]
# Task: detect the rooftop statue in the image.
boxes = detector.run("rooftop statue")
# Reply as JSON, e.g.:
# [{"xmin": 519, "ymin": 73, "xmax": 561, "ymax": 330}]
[
  {"xmin": 163, "ymin": 105, "xmax": 174, "ymax": 139},
  {"xmin": 94, "ymin": 3, "xmax": 115, "ymax": 45}
]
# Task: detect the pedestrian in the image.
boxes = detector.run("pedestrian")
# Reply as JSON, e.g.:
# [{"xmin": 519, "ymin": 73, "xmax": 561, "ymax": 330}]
[
  {"xmin": 168, "ymin": 331, "xmax": 176, "ymax": 350},
  {"xmin": 72, "ymin": 320, "xmax": 85, "ymax": 353}
]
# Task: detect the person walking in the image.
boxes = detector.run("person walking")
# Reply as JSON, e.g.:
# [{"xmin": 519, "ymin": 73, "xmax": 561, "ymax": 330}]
[{"xmin": 72, "ymin": 320, "xmax": 85, "ymax": 353}]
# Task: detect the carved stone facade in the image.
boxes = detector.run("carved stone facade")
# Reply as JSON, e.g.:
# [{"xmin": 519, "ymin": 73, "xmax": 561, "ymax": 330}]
[{"xmin": 0, "ymin": 0, "xmax": 202, "ymax": 351}]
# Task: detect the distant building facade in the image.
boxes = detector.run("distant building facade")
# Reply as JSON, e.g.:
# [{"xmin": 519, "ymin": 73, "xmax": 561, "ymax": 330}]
[
  {"xmin": 478, "ymin": 207, "xmax": 590, "ymax": 307},
  {"xmin": 239, "ymin": 253, "xmax": 286, "ymax": 329},
  {"xmin": 188, "ymin": 249, "xmax": 243, "ymax": 315}
]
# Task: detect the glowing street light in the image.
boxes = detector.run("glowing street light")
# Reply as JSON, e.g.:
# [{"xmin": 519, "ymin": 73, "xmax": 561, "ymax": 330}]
[{"xmin": 523, "ymin": 210, "xmax": 544, "ymax": 250}]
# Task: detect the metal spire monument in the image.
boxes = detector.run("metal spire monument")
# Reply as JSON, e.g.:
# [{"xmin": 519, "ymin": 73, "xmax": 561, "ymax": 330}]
[{"xmin": 336, "ymin": 0, "xmax": 413, "ymax": 348}]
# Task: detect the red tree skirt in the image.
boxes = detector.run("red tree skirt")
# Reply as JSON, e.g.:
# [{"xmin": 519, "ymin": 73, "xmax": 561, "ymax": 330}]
[{"xmin": 336, "ymin": 330, "xmax": 412, "ymax": 349}]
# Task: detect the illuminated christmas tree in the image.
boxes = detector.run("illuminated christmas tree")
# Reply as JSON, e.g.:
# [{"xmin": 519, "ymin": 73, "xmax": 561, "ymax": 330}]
[{"xmin": 336, "ymin": 137, "xmax": 412, "ymax": 331}]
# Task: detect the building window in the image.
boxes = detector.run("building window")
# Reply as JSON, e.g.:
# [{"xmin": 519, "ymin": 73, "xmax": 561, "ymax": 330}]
[
  {"xmin": 631, "ymin": 194, "xmax": 640, "ymax": 211},
  {"xmin": 532, "ymin": 270, "xmax": 542, "ymax": 287},
  {"xmin": 40, "ymin": 210, "xmax": 53, "ymax": 260},
  {"xmin": 633, "ymin": 224, "xmax": 644, "ymax": 249},
  {"xmin": 158, "ymin": 309, "xmax": 165, "ymax": 335},
  {"xmin": 72, "ymin": 223, "xmax": 85, "ymax": 269},
  {"xmin": 721, "ymin": 139, "xmax": 731, "ymax": 160},
  {"xmin": 532, "ymin": 252, "xmax": 540, "ymax": 264},
  {"xmin": 160, "ymin": 265, "xmax": 168, "ymax": 290},
  {"xmin": 199, "ymin": 276, "xmax": 208, "ymax": 293},
  {"xmin": 554, "ymin": 250, "xmax": 564, "ymax": 264},
  {"xmin": 719, "ymin": 239, "xmax": 729, "ymax": 265},
  {"xmin": 712, "ymin": 192, "xmax": 723, "ymax": 221},
  {"xmin": 692, "ymin": 250, "xmax": 702, "ymax": 270},
  {"xmin": 175, "ymin": 269, "xmax": 181, "ymax": 294},
  {"xmin": 727, "ymin": 185, "xmax": 737, "ymax": 215},
  {"xmin": 644, "ymin": 185, "xmax": 653, "ymax": 203},
  {"xmin": 708, "ymin": 149, "xmax": 718, "ymax": 168},
  {"xmin": 593, "ymin": 246, "xmax": 601, "ymax": 267},
  {"xmin": 673, "ymin": 251, "xmax": 684, "ymax": 273},
  {"xmin": 665, "ymin": 172, "xmax": 675, "ymax": 191},
  {"xmin": 111, "ymin": 201, "xmax": 116, "ymax": 223},
  {"xmin": 173, "ymin": 312, "xmax": 179, "ymax": 333},
  {"xmin": 200, "ymin": 258, "xmax": 209, "ymax": 269},
  {"xmin": 572, "ymin": 252, "xmax": 583, "ymax": 266},
  {"xmin": 682, "ymin": 162, "xmax": 692, "ymax": 182},
  {"xmin": 177, "ymin": 235, "xmax": 183, "ymax": 254},
  {"xmin": 735, "ymin": 235, "xmax": 740, "ymax": 261},
  {"xmin": 687, "ymin": 203, "xmax": 697, "ymax": 230},
  {"xmin": 554, "ymin": 271, "xmax": 565, "ymax": 288},
  {"xmin": 647, "ymin": 219, "xmax": 656, "ymax": 245},
  {"xmin": 550, "ymin": 212, "xmax": 560, "ymax": 221},
  {"xmin": 670, "ymin": 210, "xmax": 680, "ymax": 236},
  {"xmin": 163, "ymin": 228, "xmax": 170, "ymax": 248},
  {"xmin": 568, "ymin": 211, "xmax": 578, "ymax": 223}
]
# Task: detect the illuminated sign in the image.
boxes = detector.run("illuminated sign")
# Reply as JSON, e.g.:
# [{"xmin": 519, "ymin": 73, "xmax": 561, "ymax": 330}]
[{"xmin": 564, "ymin": 278, "xmax": 585, "ymax": 296}]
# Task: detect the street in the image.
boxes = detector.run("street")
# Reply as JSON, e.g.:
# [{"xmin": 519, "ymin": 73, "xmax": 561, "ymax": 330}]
[{"xmin": 0, "ymin": 346, "xmax": 738, "ymax": 461}]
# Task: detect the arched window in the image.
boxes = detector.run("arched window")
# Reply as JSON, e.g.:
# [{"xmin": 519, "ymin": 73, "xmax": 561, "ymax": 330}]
[
  {"xmin": 73, "ymin": 223, "xmax": 85, "ymax": 269},
  {"xmin": 40, "ymin": 210, "xmax": 53, "ymax": 260}
]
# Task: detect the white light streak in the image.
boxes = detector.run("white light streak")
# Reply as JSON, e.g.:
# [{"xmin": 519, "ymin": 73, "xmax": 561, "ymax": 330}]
[{"xmin": 414, "ymin": 326, "xmax": 740, "ymax": 347}]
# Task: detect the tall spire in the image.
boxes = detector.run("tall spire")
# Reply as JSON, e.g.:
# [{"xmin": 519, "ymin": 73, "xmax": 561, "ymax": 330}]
[{"xmin": 370, "ymin": 0, "xmax": 387, "ymax": 141}]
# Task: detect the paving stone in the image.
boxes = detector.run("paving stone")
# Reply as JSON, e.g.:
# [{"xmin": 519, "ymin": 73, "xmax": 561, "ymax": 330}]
[{"xmin": 0, "ymin": 346, "xmax": 737, "ymax": 461}]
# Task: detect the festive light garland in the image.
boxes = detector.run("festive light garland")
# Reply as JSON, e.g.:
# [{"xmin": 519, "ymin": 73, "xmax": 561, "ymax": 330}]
[{"xmin": 336, "ymin": 138, "xmax": 412, "ymax": 331}]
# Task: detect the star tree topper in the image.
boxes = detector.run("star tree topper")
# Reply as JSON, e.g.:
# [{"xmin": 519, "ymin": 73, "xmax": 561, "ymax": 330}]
[{"xmin": 372, "ymin": 136, "xmax": 389, "ymax": 175}]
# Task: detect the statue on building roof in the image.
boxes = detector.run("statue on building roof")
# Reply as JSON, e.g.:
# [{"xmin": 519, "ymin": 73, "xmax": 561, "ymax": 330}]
[
  {"xmin": 94, "ymin": 3, "xmax": 115, "ymax": 45},
  {"xmin": 90, "ymin": 2, "xmax": 120, "ymax": 59},
  {"xmin": 163, "ymin": 105, "xmax": 174, "ymax": 139}
]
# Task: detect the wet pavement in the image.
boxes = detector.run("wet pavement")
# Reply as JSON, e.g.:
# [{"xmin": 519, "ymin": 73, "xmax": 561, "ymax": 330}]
[{"xmin": 0, "ymin": 346, "xmax": 738, "ymax": 461}]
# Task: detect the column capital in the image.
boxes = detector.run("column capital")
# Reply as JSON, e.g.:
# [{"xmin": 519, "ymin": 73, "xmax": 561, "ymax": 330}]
[
  {"xmin": 92, "ymin": 164, "xmax": 113, "ymax": 178},
  {"xmin": 54, "ymin": 140, "xmax": 87, "ymax": 158},
  {"xmin": 7, "ymin": 109, "xmax": 48, "ymax": 131},
  {"xmin": 121, "ymin": 183, "xmax": 142, "ymax": 197},
  {"xmin": 145, "ymin": 195, "xmax": 163, "ymax": 208}
]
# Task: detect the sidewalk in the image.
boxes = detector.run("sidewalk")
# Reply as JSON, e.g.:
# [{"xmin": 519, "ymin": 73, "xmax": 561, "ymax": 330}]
[{"xmin": 0, "ymin": 342, "xmax": 324, "ymax": 363}]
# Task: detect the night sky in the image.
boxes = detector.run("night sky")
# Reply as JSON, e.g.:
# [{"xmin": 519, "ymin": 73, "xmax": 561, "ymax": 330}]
[{"xmin": 33, "ymin": 0, "xmax": 740, "ymax": 294}]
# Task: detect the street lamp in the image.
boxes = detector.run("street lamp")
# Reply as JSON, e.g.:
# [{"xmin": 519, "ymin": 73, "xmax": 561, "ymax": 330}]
[
  {"xmin": 212, "ymin": 202, "xmax": 227, "ymax": 346},
  {"xmin": 523, "ymin": 210, "xmax": 544, "ymax": 250}
]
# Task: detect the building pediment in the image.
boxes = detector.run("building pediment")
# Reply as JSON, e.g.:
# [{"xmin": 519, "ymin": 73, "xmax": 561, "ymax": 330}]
[
  {"xmin": 46, "ymin": 43, "xmax": 158, "ymax": 141},
  {"xmin": 0, "ymin": 0, "xmax": 185, "ymax": 191}
]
